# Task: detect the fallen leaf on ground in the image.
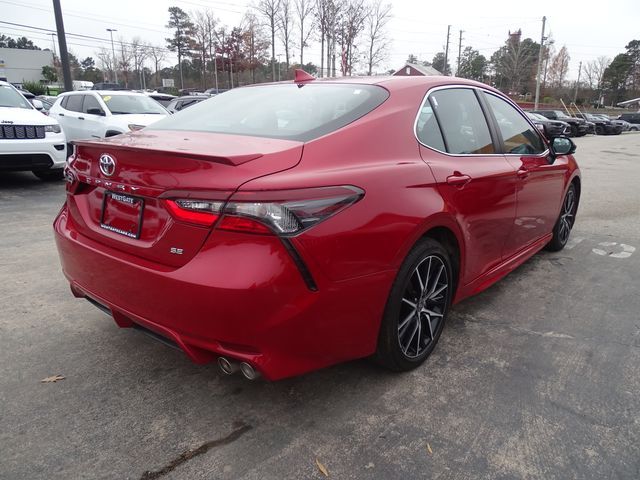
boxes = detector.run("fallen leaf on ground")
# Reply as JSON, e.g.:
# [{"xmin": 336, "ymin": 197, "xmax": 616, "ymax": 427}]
[
  {"xmin": 426, "ymin": 443, "xmax": 433, "ymax": 455},
  {"xmin": 41, "ymin": 375, "xmax": 65, "ymax": 383},
  {"xmin": 316, "ymin": 458, "xmax": 329, "ymax": 477}
]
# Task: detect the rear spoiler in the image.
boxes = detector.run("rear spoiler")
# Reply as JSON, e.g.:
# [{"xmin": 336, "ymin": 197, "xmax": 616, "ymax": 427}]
[{"xmin": 73, "ymin": 139, "xmax": 263, "ymax": 166}]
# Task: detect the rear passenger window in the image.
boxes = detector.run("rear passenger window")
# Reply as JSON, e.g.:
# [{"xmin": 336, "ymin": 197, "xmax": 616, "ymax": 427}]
[
  {"xmin": 416, "ymin": 103, "xmax": 446, "ymax": 151},
  {"xmin": 429, "ymin": 88, "xmax": 495, "ymax": 155},
  {"xmin": 484, "ymin": 93, "xmax": 545, "ymax": 155},
  {"xmin": 65, "ymin": 95, "xmax": 83, "ymax": 112}
]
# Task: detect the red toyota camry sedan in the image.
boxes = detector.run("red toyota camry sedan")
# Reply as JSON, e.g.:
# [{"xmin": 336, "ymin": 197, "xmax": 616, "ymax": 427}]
[{"xmin": 54, "ymin": 74, "xmax": 580, "ymax": 380}]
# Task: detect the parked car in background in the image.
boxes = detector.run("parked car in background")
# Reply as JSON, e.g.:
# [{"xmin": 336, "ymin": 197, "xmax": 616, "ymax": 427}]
[
  {"xmin": 91, "ymin": 82, "xmax": 123, "ymax": 91},
  {"xmin": 590, "ymin": 113, "xmax": 630, "ymax": 132},
  {"xmin": 574, "ymin": 113, "xmax": 623, "ymax": 135},
  {"xmin": 204, "ymin": 87, "xmax": 227, "ymax": 95},
  {"xmin": 618, "ymin": 112, "xmax": 640, "ymax": 130},
  {"xmin": 72, "ymin": 80, "xmax": 94, "ymax": 91},
  {"xmin": 531, "ymin": 110, "xmax": 588, "ymax": 137},
  {"xmin": 145, "ymin": 92, "xmax": 176, "ymax": 108},
  {"xmin": 0, "ymin": 80, "xmax": 67, "ymax": 180},
  {"xmin": 49, "ymin": 90, "xmax": 169, "ymax": 142},
  {"xmin": 34, "ymin": 95, "xmax": 55, "ymax": 115},
  {"xmin": 55, "ymin": 75, "xmax": 581, "ymax": 380},
  {"xmin": 525, "ymin": 112, "xmax": 570, "ymax": 138},
  {"xmin": 166, "ymin": 94, "xmax": 209, "ymax": 113}
]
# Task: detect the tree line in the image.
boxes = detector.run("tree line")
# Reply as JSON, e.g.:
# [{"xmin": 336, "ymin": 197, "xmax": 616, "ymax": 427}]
[
  {"xmin": 4, "ymin": 15, "xmax": 639, "ymax": 107},
  {"xmin": 407, "ymin": 30, "xmax": 640, "ymax": 107}
]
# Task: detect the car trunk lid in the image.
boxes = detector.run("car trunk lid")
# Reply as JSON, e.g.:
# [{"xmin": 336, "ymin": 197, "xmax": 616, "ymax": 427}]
[{"xmin": 66, "ymin": 130, "xmax": 303, "ymax": 267}]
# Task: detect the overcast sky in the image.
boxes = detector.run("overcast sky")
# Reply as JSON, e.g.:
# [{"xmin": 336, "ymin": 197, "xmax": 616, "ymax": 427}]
[{"xmin": 1, "ymin": 0, "xmax": 638, "ymax": 82}]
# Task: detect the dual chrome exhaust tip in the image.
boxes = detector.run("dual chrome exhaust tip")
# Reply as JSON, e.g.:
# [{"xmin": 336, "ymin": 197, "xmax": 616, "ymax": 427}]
[{"xmin": 217, "ymin": 357, "xmax": 260, "ymax": 380}]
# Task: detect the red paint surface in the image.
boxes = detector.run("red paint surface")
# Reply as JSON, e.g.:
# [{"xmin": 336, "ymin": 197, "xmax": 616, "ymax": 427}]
[{"xmin": 54, "ymin": 76, "xmax": 580, "ymax": 379}]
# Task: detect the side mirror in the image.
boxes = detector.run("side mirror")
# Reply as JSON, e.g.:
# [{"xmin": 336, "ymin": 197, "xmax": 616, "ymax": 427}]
[
  {"xmin": 32, "ymin": 99, "xmax": 44, "ymax": 111},
  {"xmin": 551, "ymin": 137, "xmax": 576, "ymax": 156},
  {"xmin": 86, "ymin": 108, "xmax": 105, "ymax": 116}
]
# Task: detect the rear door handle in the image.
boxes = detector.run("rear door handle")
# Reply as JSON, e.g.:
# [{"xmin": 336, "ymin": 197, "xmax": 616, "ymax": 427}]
[
  {"xmin": 58, "ymin": 113, "xmax": 64, "ymax": 117},
  {"xmin": 78, "ymin": 116, "xmax": 85, "ymax": 120},
  {"xmin": 446, "ymin": 172, "xmax": 471, "ymax": 187},
  {"xmin": 517, "ymin": 168, "xmax": 530, "ymax": 179}
]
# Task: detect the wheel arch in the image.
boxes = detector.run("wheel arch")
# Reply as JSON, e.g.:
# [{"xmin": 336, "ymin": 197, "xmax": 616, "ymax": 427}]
[
  {"xmin": 421, "ymin": 225, "xmax": 462, "ymax": 301},
  {"xmin": 392, "ymin": 215, "xmax": 466, "ymax": 302}
]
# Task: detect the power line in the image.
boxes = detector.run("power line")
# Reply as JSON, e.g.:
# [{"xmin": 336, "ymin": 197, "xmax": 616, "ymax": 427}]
[{"xmin": 0, "ymin": 20, "xmax": 173, "ymax": 53}]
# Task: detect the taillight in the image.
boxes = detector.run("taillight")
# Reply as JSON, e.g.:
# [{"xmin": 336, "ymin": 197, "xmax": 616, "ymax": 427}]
[
  {"xmin": 164, "ymin": 186, "xmax": 364, "ymax": 235},
  {"xmin": 164, "ymin": 199, "xmax": 224, "ymax": 227},
  {"xmin": 220, "ymin": 186, "xmax": 364, "ymax": 235}
]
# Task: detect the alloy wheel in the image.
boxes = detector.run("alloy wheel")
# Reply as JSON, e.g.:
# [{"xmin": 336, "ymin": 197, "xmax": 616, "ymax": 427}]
[
  {"xmin": 398, "ymin": 255, "xmax": 449, "ymax": 359},
  {"xmin": 558, "ymin": 187, "xmax": 576, "ymax": 245}
]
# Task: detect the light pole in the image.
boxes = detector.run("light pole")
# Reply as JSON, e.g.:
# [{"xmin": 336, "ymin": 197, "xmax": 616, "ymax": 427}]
[
  {"xmin": 277, "ymin": 54, "xmax": 282, "ymax": 81},
  {"xmin": 49, "ymin": 33, "xmax": 57, "ymax": 56},
  {"xmin": 106, "ymin": 28, "xmax": 118, "ymax": 84}
]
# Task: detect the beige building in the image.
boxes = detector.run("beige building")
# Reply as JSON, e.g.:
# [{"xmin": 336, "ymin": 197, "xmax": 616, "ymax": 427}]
[{"xmin": 0, "ymin": 48, "xmax": 54, "ymax": 84}]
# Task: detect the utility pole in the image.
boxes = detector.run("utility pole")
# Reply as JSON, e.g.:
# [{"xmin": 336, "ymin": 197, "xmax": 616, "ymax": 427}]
[
  {"xmin": 443, "ymin": 25, "xmax": 451, "ymax": 75},
  {"xmin": 213, "ymin": 42, "xmax": 219, "ymax": 92},
  {"xmin": 534, "ymin": 16, "xmax": 546, "ymax": 110},
  {"xmin": 277, "ymin": 54, "xmax": 282, "ymax": 81},
  {"xmin": 457, "ymin": 30, "xmax": 464, "ymax": 76},
  {"xmin": 573, "ymin": 60, "xmax": 582, "ymax": 103},
  {"xmin": 106, "ymin": 28, "xmax": 118, "ymax": 84},
  {"xmin": 49, "ymin": 33, "xmax": 57, "ymax": 56},
  {"xmin": 52, "ymin": 0, "xmax": 72, "ymax": 91}
]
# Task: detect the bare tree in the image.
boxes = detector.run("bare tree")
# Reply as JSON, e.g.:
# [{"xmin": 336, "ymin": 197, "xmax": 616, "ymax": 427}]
[
  {"xmin": 315, "ymin": 0, "xmax": 329, "ymax": 77},
  {"xmin": 96, "ymin": 47, "xmax": 114, "ymax": 81},
  {"xmin": 254, "ymin": 0, "xmax": 281, "ymax": 81},
  {"xmin": 364, "ymin": 0, "xmax": 391, "ymax": 75},
  {"xmin": 277, "ymin": 0, "xmax": 295, "ymax": 73},
  {"xmin": 547, "ymin": 45, "xmax": 571, "ymax": 88},
  {"xmin": 146, "ymin": 45, "xmax": 167, "ymax": 88},
  {"xmin": 118, "ymin": 37, "xmax": 134, "ymax": 88},
  {"xmin": 323, "ymin": 0, "xmax": 342, "ymax": 77},
  {"xmin": 192, "ymin": 10, "xmax": 217, "ymax": 89},
  {"xmin": 130, "ymin": 37, "xmax": 148, "ymax": 89},
  {"xmin": 242, "ymin": 12, "xmax": 268, "ymax": 84},
  {"xmin": 295, "ymin": 0, "xmax": 314, "ymax": 67},
  {"xmin": 337, "ymin": 0, "xmax": 367, "ymax": 76},
  {"xmin": 583, "ymin": 56, "xmax": 611, "ymax": 90}
]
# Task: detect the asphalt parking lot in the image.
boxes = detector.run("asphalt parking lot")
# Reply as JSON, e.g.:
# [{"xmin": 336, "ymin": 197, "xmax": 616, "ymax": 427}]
[{"xmin": 1, "ymin": 133, "xmax": 639, "ymax": 479}]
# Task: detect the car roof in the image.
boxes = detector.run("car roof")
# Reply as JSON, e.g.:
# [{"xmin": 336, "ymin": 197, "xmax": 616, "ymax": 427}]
[
  {"xmin": 238, "ymin": 75, "xmax": 505, "ymax": 98},
  {"xmin": 60, "ymin": 90, "xmax": 147, "ymax": 96}
]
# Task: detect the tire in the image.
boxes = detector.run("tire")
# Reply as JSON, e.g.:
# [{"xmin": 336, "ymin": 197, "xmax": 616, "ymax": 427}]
[
  {"xmin": 595, "ymin": 125, "xmax": 604, "ymax": 135},
  {"xmin": 375, "ymin": 238, "xmax": 453, "ymax": 372},
  {"xmin": 546, "ymin": 184, "xmax": 578, "ymax": 252},
  {"xmin": 570, "ymin": 124, "xmax": 578, "ymax": 137},
  {"xmin": 33, "ymin": 169, "xmax": 64, "ymax": 181}
]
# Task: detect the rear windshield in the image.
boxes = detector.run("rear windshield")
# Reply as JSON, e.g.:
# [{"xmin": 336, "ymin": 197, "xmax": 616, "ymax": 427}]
[
  {"xmin": 147, "ymin": 83, "xmax": 389, "ymax": 141},
  {"xmin": 101, "ymin": 94, "xmax": 167, "ymax": 115}
]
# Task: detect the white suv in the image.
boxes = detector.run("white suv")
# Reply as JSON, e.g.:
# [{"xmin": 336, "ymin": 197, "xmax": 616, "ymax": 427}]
[
  {"xmin": 49, "ymin": 90, "xmax": 168, "ymax": 141},
  {"xmin": 0, "ymin": 81, "xmax": 67, "ymax": 181}
]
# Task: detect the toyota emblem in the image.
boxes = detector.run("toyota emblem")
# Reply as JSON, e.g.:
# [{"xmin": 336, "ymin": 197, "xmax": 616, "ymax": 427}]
[{"xmin": 99, "ymin": 154, "xmax": 116, "ymax": 177}]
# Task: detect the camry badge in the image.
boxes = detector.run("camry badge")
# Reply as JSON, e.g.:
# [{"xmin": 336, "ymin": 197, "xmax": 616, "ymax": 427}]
[{"xmin": 99, "ymin": 154, "xmax": 116, "ymax": 177}]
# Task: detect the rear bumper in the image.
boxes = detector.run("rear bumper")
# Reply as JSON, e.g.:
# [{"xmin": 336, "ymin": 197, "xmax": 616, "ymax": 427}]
[
  {"xmin": 0, "ymin": 133, "xmax": 67, "ymax": 171},
  {"xmin": 54, "ymin": 205, "xmax": 392, "ymax": 380}
]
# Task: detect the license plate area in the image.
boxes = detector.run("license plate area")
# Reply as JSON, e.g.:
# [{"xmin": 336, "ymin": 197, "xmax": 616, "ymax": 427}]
[{"xmin": 100, "ymin": 191, "xmax": 144, "ymax": 239}]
